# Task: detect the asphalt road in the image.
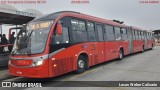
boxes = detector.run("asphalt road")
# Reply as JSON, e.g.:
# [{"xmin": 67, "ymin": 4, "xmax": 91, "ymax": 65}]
[{"xmin": 1, "ymin": 46, "xmax": 160, "ymax": 90}]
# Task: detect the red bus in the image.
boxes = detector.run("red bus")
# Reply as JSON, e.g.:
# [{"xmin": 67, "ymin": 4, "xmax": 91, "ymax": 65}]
[{"xmin": 8, "ymin": 11, "xmax": 155, "ymax": 78}]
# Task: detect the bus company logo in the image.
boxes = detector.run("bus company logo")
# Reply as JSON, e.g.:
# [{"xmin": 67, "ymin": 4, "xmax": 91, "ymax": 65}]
[
  {"xmin": 0, "ymin": 0, "xmax": 46, "ymax": 4},
  {"xmin": 71, "ymin": 0, "xmax": 90, "ymax": 4},
  {"xmin": 2, "ymin": 82, "xmax": 11, "ymax": 87}
]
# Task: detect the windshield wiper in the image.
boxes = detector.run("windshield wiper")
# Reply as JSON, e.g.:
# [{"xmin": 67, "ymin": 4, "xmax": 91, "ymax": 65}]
[
  {"xmin": 11, "ymin": 40, "xmax": 18, "ymax": 55},
  {"xmin": 11, "ymin": 49, "xmax": 16, "ymax": 55}
]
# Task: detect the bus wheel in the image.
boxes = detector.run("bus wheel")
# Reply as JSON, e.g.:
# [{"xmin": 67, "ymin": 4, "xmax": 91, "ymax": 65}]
[
  {"xmin": 119, "ymin": 49, "xmax": 123, "ymax": 60},
  {"xmin": 76, "ymin": 56, "xmax": 86, "ymax": 74}
]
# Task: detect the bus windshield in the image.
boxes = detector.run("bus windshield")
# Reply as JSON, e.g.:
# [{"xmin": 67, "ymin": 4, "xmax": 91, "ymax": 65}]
[{"xmin": 11, "ymin": 20, "xmax": 54, "ymax": 55}]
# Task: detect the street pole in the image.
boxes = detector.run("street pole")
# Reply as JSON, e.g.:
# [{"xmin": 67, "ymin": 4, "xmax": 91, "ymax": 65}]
[{"xmin": 0, "ymin": 23, "xmax": 2, "ymax": 35}]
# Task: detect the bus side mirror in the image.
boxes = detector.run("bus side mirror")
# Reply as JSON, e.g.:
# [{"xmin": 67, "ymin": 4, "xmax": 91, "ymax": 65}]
[{"xmin": 56, "ymin": 21, "xmax": 62, "ymax": 35}]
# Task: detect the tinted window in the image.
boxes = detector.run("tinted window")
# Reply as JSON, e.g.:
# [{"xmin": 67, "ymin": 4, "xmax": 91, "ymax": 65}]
[
  {"xmin": 87, "ymin": 22, "xmax": 95, "ymax": 31},
  {"xmin": 138, "ymin": 31, "xmax": 142, "ymax": 40},
  {"xmin": 71, "ymin": 19, "xmax": 88, "ymax": 42},
  {"xmin": 72, "ymin": 31, "xmax": 88, "ymax": 42},
  {"xmin": 152, "ymin": 34, "xmax": 154, "ymax": 39},
  {"xmin": 63, "ymin": 27, "xmax": 70, "ymax": 43},
  {"xmin": 132, "ymin": 30, "xmax": 135, "ymax": 40},
  {"xmin": 115, "ymin": 27, "xmax": 121, "ymax": 40},
  {"xmin": 52, "ymin": 27, "xmax": 70, "ymax": 44},
  {"xmin": 121, "ymin": 28, "xmax": 128, "ymax": 40},
  {"xmin": 71, "ymin": 19, "xmax": 79, "ymax": 30},
  {"xmin": 141, "ymin": 31, "xmax": 143, "ymax": 36},
  {"xmin": 71, "ymin": 19, "xmax": 86, "ymax": 31},
  {"xmin": 105, "ymin": 25, "xmax": 115, "ymax": 41},
  {"xmin": 141, "ymin": 31, "xmax": 144, "ymax": 40},
  {"xmin": 135, "ymin": 30, "xmax": 139, "ymax": 40},
  {"xmin": 97, "ymin": 25, "xmax": 103, "ymax": 41},
  {"xmin": 105, "ymin": 25, "xmax": 114, "ymax": 34},
  {"xmin": 79, "ymin": 21, "xmax": 86, "ymax": 31},
  {"xmin": 88, "ymin": 32, "xmax": 96, "ymax": 41},
  {"xmin": 121, "ymin": 28, "xmax": 127, "ymax": 34},
  {"xmin": 114, "ymin": 27, "xmax": 121, "ymax": 34},
  {"xmin": 87, "ymin": 22, "xmax": 96, "ymax": 41},
  {"xmin": 135, "ymin": 30, "xmax": 138, "ymax": 35},
  {"xmin": 147, "ymin": 33, "xmax": 150, "ymax": 39}
]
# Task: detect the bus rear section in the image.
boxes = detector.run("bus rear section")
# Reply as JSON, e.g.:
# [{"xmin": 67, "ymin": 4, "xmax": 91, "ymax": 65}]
[{"xmin": 130, "ymin": 27, "xmax": 155, "ymax": 53}]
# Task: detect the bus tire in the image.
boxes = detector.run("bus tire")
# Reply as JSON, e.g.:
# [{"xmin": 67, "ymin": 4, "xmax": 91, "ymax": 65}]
[
  {"xmin": 118, "ymin": 49, "xmax": 123, "ymax": 60},
  {"xmin": 76, "ymin": 55, "xmax": 86, "ymax": 74}
]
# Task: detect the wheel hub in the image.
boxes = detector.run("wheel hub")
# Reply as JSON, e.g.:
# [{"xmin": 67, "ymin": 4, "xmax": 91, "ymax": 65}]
[{"xmin": 78, "ymin": 60, "xmax": 84, "ymax": 68}]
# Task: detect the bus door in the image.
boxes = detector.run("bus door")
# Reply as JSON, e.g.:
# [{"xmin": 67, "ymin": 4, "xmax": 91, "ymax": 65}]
[
  {"xmin": 128, "ymin": 28, "xmax": 134, "ymax": 54},
  {"xmin": 121, "ymin": 28, "xmax": 129, "ymax": 55},
  {"xmin": 103, "ymin": 25, "xmax": 115, "ymax": 61},
  {"xmin": 96, "ymin": 24, "xmax": 105, "ymax": 63},
  {"xmin": 114, "ymin": 27, "xmax": 122, "ymax": 58},
  {"xmin": 144, "ymin": 31, "xmax": 148, "ymax": 50}
]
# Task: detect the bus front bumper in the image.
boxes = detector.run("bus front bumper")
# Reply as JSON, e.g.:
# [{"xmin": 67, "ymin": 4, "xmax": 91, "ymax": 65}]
[{"xmin": 8, "ymin": 65, "xmax": 49, "ymax": 78}]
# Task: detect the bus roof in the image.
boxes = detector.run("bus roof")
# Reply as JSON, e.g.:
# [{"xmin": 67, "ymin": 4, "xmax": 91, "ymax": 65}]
[
  {"xmin": 131, "ymin": 26, "xmax": 144, "ymax": 31},
  {"xmin": 31, "ymin": 11, "xmax": 128, "ymax": 28},
  {"xmin": 31, "ymin": 11, "xmax": 148, "ymax": 31},
  {"xmin": 61, "ymin": 11, "xmax": 128, "ymax": 28}
]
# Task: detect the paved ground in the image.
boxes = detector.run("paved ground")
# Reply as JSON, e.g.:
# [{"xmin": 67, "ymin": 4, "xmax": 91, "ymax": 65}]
[{"xmin": 1, "ymin": 46, "xmax": 160, "ymax": 90}]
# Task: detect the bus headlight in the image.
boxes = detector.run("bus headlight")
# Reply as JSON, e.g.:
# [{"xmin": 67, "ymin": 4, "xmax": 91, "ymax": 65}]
[{"xmin": 33, "ymin": 60, "xmax": 44, "ymax": 66}]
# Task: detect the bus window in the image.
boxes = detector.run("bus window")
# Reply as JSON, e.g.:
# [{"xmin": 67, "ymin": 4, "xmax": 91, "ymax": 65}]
[
  {"xmin": 138, "ymin": 31, "xmax": 142, "ymax": 40},
  {"xmin": 132, "ymin": 30, "xmax": 135, "ymax": 40},
  {"xmin": 141, "ymin": 31, "xmax": 144, "ymax": 40},
  {"xmin": 87, "ymin": 22, "xmax": 95, "ymax": 31},
  {"xmin": 150, "ymin": 33, "xmax": 152, "ymax": 40},
  {"xmin": 147, "ymin": 33, "xmax": 150, "ymax": 40},
  {"xmin": 52, "ymin": 27, "xmax": 70, "ymax": 44},
  {"xmin": 114, "ymin": 27, "xmax": 121, "ymax": 40},
  {"xmin": 87, "ymin": 22, "xmax": 96, "ymax": 41},
  {"xmin": 151, "ymin": 33, "xmax": 154, "ymax": 40},
  {"xmin": 105, "ymin": 25, "xmax": 115, "ymax": 41},
  {"xmin": 115, "ymin": 27, "xmax": 121, "ymax": 34},
  {"xmin": 137, "ymin": 31, "xmax": 139, "ymax": 40},
  {"xmin": 71, "ymin": 19, "xmax": 87, "ymax": 42},
  {"xmin": 151, "ymin": 33, "xmax": 152, "ymax": 40},
  {"xmin": 97, "ymin": 25, "xmax": 104, "ymax": 41},
  {"xmin": 121, "ymin": 28, "xmax": 128, "ymax": 40},
  {"xmin": 135, "ymin": 30, "xmax": 138, "ymax": 40},
  {"xmin": 71, "ymin": 19, "xmax": 79, "ymax": 30},
  {"xmin": 62, "ymin": 27, "xmax": 69, "ymax": 43}
]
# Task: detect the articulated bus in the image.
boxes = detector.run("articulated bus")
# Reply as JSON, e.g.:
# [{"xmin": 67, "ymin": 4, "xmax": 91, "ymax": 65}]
[{"xmin": 8, "ymin": 11, "xmax": 155, "ymax": 78}]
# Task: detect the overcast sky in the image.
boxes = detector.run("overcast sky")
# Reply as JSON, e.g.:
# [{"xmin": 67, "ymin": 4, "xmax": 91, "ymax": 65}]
[{"xmin": 1, "ymin": 0, "xmax": 160, "ymax": 37}]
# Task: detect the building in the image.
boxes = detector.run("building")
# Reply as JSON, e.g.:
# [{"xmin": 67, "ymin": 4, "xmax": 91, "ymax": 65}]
[
  {"xmin": 0, "ymin": 4, "xmax": 43, "ymax": 34},
  {"xmin": 153, "ymin": 30, "xmax": 160, "ymax": 46}
]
